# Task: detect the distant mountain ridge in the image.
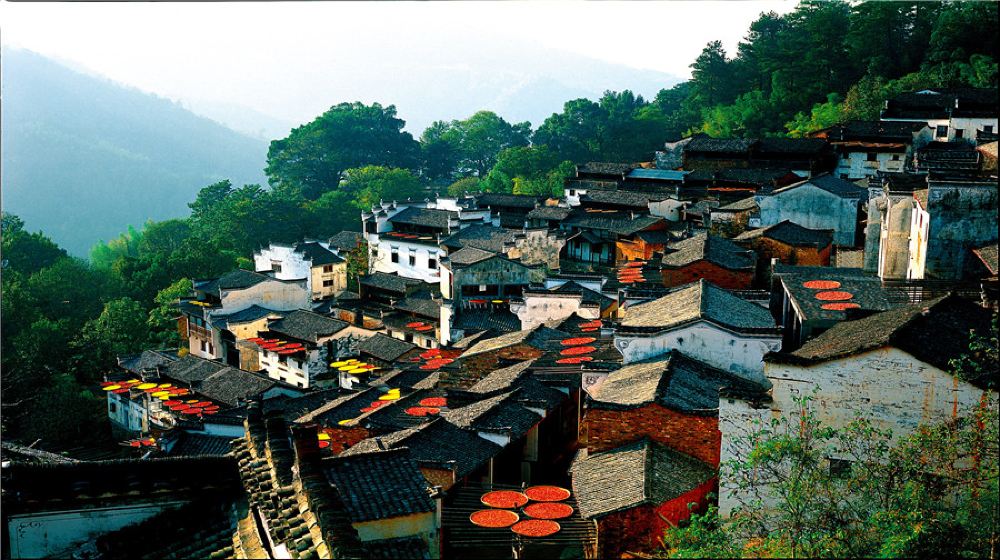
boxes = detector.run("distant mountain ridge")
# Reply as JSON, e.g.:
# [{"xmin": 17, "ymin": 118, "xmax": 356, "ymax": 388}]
[{"xmin": 1, "ymin": 48, "xmax": 269, "ymax": 256}]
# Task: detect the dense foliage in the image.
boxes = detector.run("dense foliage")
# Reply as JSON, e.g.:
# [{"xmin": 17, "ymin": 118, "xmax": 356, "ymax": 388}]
[
  {"xmin": 661, "ymin": 392, "xmax": 1000, "ymax": 558},
  {"xmin": 2, "ymin": 0, "xmax": 996, "ymax": 456}
]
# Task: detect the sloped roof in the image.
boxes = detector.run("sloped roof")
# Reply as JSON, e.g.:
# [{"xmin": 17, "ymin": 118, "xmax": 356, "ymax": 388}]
[
  {"xmin": 358, "ymin": 333, "xmax": 419, "ymax": 363},
  {"xmin": 444, "ymin": 246, "xmax": 498, "ymax": 266},
  {"xmin": 769, "ymin": 295, "xmax": 994, "ymax": 386},
  {"xmin": 526, "ymin": 206, "xmax": 573, "ymax": 221},
  {"xmin": 578, "ymin": 162, "xmax": 636, "ymax": 175},
  {"xmin": 466, "ymin": 359, "xmax": 536, "ymax": 394},
  {"xmin": 735, "ymin": 220, "xmax": 833, "ymax": 247},
  {"xmin": 440, "ymin": 224, "xmax": 517, "ymax": 253},
  {"xmin": 444, "ymin": 390, "xmax": 542, "ymax": 436},
  {"xmin": 589, "ymin": 351, "xmax": 769, "ymax": 413},
  {"xmin": 564, "ymin": 210, "xmax": 664, "ymax": 236},
  {"xmin": 715, "ymin": 196, "xmax": 758, "ymax": 212},
  {"xmin": 393, "ymin": 296, "xmax": 441, "ymax": 320},
  {"xmin": 268, "ymin": 309, "xmax": 349, "ymax": 343},
  {"xmin": 361, "ymin": 272, "xmax": 424, "ymax": 294},
  {"xmin": 196, "ymin": 269, "xmax": 274, "ymax": 295},
  {"xmin": 198, "ymin": 368, "xmax": 280, "ymax": 407},
  {"xmin": 777, "ymin": 266, "xmax": 893, "ymax": 322},
  {"xmin": 328, "ymin": 231, "xmax": 365, "ymax": 252},
  {"xmin": 973, "ymin": 243, "xmax": 998, "ymax": 275},
  {"xmin": 340, "ymin": 418, "xmax": 502, "ymax": 479},
  {"xmin": 580, "ymin": 190, "xmax": 662, "ymax": 208},
  {"xmin": 571, "ymin": 439, "xmax": 714, "ymax": 519},
  {"xmin": 322, "ymin": 448, "xmax": 435, "ymax": 523},
  {"xmin": 476, "ymin": 193, "xmax": 544, "ymax": 209},
  {"xmin": 661, "ymin": 232, "xmax": 756, "ymax": 271},
  {"xmin": 460, "ymin": 325, "xmax": 564, "ymax": 358},
  {"xmin": 819, "ymin": 120, "xmax": 927, "ymax": 142},
  {"xmin": 162, "ymin": 354, "xmax": 227, "ymax": 384},
  {"xmin": 772, "ymin": 174, "xmax": 866, "ymax": 199},
  {"xmin": 620, "ymin": 280, "xmax": 777, "ymax": 333},
  {"xmin": 211, "ymin": 305, "xmax": 282, "ymax": 326},
  {"xmin": 686, "ymin": 137, "xmax": 755, "ymax": 154},
  {"xmin": 295, "ymin": 242, "xmax": 343, "ymax": 266},
  {"xmin": 118, "ymin": 349, "xmax": 177, "ymax": 375},
  {"xmin": 755, "ymin": 137, "xmax": 828, "ymax": 155},
  {"xmin": 627, "ymin": 169, "xmax": 688, "ymax": 181},
  {"xmin": 388, "ymin": 206, "xmax": 457, "ymax": 229},
  {"xmin": 453, "ymin": 309, "xmax": 522, "ymax": 334}
]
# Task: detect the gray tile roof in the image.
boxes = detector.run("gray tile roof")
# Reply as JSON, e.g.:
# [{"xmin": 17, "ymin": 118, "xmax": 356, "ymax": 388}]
[
  {"xmin": 772, "ymin": 174, "xmax": 866, "ymax": 199},
  {"xmin": 589, "ymin": 351, "xmax": 769, "ymax": 413},
  {"xmin": 268, "ymin": 309, "xmax": 349, "ymax": 343},
  {"xmin": 453, "ymin": 309, "xmax": 522, "ymax": 334},
  {"xmin": 393, "ymin": 297, "xmax": 441, "ymax": 320},
  {"xmin": 162, "ymin": 431, "xmax": 235, "ymax": 457},
  {"xmin": 388, "ymin": 206, "xmax": 457, "ymax": 230},
  {"xmin": 196, "ymin": 269, "xmax": 273, "ymax": 295},
  {"xmin": 777, "ymin": 267, "xmax": 894, "ymax": 322},
  {"xmin": 620, "ymin": 280, "xmax": 777, "ymax": 333},
  {"xmin": 328, "ymin": 231, "xmax": 364, "ymax": 252},
  {"xmin": 118, "ymin": 350, "xmax": 177, "ymax": 375},
  {"xmin": 197, "ymin": 368, "xmax": 280, "ymax": 407},
  {"xmin": 770, "ymin": 295, "xmax": 994, "ymax": 386},
  {"xmin": 440, "ymin": 224, "xmax": 517, "ymax": 253},
  {"xmin": 715, "ymin": 196, "xmax": 758, "ymax": 212},
  {"xmin": 444, "ymin": 246, "xmax": 497, "ymax": 266},
  {"xmin": 466, "ymin": 359, "xmax": 535, "ymax": 394},
  {"xmin": 358, "ymin": 333, "xmax": 419, "ymax": 363},
  {"xmin": 361, "ymin": 272, "xmax": 424, "ymax": 294},
  {"xmin": 475, "ymin": 193, "xmax": 544, "ymax": 209},
  {"xmin": 756, "ymin": 137, "xmax": 828, "ymax": 155},
  {"xmin": 580, "ymin": 190, "xmax": 661, "ymax": 208},
  {"xmin": 363, "ymin": 537, "xmax": 431, "ymax": 559},
  {"xmin": 564, "ymin": 210, "xmax": 665, "ymax": 236},
  {"xmin": 295, "ymin": 241, "xmax": 344, "ymax": 266},
  {"xmin": 322, "ymin": 448, "xmax": 435, "ymax": 523},
  {"xmin": 686, "ymin": 137, "xmax": 755, "ymax": 154},
  {"xmin": 460, "ymin": 325, "xmax": 565, "ymax": 358},
  {"xmin": 571, "ymin": 439, "xmax": 714, "ymax": 519},
  {"xmin": 210, "ymin": 305, "xmax": 282, "ymax": 326},
  {"xmin": 578, "ymin": 162, "xmax": 637, "ymax": 175},
  {"xmin": 526, "ymin": 206, "xmax": 573, "ymax": 221},
  {"xmin": 974, "ymin": 243, "xmax": 998, "ymax": 275},
  {"xmin": 162, "ymin": 355, "xmax": 227, "ymax": 384},
  {"xmin": 444, "ymin": 391, "xmax": 541, "ymax": 436},
  {"xmin": 735, "ymin": 220, "xmax": 833, "ymax": 248},
  {"xmin": 341, "ymin": 418, "xmax": 502, "ymax": 480},
  {"xmin": 661, "ymin": 233, "xmax": 756, "ymax": 271}
]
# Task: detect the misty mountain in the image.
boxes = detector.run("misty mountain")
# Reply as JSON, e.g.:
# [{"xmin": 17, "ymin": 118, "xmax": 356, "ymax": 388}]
[{"xmin": 1, "ymin": 48, "xmax": 268, "ymax": 256}]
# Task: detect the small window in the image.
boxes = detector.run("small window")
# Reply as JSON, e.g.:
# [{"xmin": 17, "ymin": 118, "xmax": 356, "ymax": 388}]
[
  {"xmin": 323, "ymin": 279, "xmax": 334, "ymax": 287},
  {"xmin": 936, "ymin": 125, "xmax": 948, "ymax": 138},
  {"xmin": 408, "ymin": 254, "xmax": 416, "ymax": 266},
  {"xmin": 391, "ymin": 250, "xmax": 399, "ymax": 263},
  {"xmin": 405, "ymin": 333, "xmax": 414, "ymax": 343},
  {"xmin": 109, "ymin": 402, "xmax": 117, "ymax": 413},
  {"xmin": 985, "ymin": 125, "xmax": 994, "ymax": 134},
  {"xmin": 829, "ymin": 458, "xmax": 852, "ymax": 478},
  {"xmin": 568, "ymin": 189, "xmax": 576, "ymax": 196},
  {"xmin": 866, "ymin": 152, "xmax": 878, "ymax": 162},
  {"xmin": 323, "ymin": 265, "xmax": 334, "ymax": 273},
  {"xmin": 891, "ymin": 154, "xmax": 900, "ymax": 161},
  {"xmin": 428, "ymin": 257, "xmax": 438, "ymax": 270},
  {"xmin": 298, "ymin": 382, "xmax": 304, "ymax": 388},
  {"xmin": 954, "ymin": 129, "xmax": 964, "ymax": 140}
]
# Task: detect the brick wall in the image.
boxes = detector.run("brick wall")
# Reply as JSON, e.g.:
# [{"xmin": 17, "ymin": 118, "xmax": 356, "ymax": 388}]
[
  {"xmin": 584, "ymin": 404, "xmax": 721, "ymax": 466},
  {"xmin": 661, "ymin": 261, "xmax": 754, "ymax": 290},
  {"xmin": 753, "ymin": 237, "xmax": 831, "ymax": 267}
]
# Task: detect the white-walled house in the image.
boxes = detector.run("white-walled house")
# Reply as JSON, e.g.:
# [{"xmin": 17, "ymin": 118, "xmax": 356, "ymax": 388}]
[
  {"xmin": 180, "ymin": 269, "xmax": 310, "ymax": 363},
  {"xmin": 253, "ymin": 241, "xmax": 347, "ymax": 300},
  {"xmin": 756, "ymin": 174, "xmax": 866, "ymax": 247},
  {"xmin": 614, "ymin": 280, "xmax": 781, "ymax": 383},
  {"xmin": 810, "ymin": 121, "xmax": 931, "ymax": 180},
  {"xmin": 718, "ymin": 295, "xmax": 996, "ymax": 518},
  {"xmin": 362, "ymin": 199, "xmax": 492, "ymax": 284},
  {"xmin": 881, "ymin": 88, "xmax": 998, "ymax": 144}
]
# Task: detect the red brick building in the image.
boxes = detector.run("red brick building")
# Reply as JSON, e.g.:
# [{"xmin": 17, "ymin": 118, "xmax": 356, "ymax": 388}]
[
  {"xmin": 735, "ymin": 220, "xmax": 833, "ymax": 267},
  {"xmin": 660, "ymin": 232, "xmax": 756, "ymax": 289},
  {"xmin": 571, "ymin": 439, "xmax": 716, "ymax": 558},
  {"xmin": 583, "ymin": 350, "xmax": 768, "ymax": 466}
]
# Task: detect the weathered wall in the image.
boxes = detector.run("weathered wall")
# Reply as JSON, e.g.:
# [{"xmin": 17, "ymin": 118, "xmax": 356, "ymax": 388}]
[
  {"xmin": 513, "ymin": 293, "xmax": 600, "ymax": 331},
  {"xmin": 508, "ymin": 229, "xmax": 565, "ymax": 269},
  {"xmin": 615, "ymin": 320, "xmax": 779, "ymax": 382},
  {"xmin": 218, "ymin": 280, "xmax": 310, "ymax": 315},
  {"xmin": 750, "ymin": 237, "xmax": 830, "ymax": 267},
  {"xmin": 873, "ymin": 194, "xmax": 916, "ymax": 279},
  {"xmin": 719, "ymin": 347, "xmax": 993, "ymax": 517},
  {"xmin": 835, "ymin": 151, "xmax": 905, "ymax": 180},
  {"xmin": 309, "ymin": 262, "xmax": 347, "ymax": 300},
  {"xmin": 583, "ymin": 404, "xmax": 721, "ymax": 466},
  {"xmin": 757, "ymin": 185, "xmax": 861, "ymax": 247},
  {"xmin": 353, "ymin": 511, "xmax": 437, "ymax": 544},
  {"xmin": 923, "ymin": 183, "xmax": 998, "ymax": 279},
  {"xmin": 661, "ymin": 261, "xmax": 754, "ymax": 290}
]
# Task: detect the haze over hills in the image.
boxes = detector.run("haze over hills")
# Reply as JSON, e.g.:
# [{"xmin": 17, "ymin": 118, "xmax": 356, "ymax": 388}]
[{"xmin": 1, "ymin": 48, "xmax": 269, "ymax": 256}]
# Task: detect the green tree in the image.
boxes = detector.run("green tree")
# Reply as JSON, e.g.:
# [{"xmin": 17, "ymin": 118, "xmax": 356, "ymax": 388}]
[
  {"xmin": 304, "ymin": 189, "xmax": 362, "ymax": 239},
  {"xmin": 785, "ymin": 93, "xmax": 844, "ymax": 137},
  {"xmin": 446, "ymin": 177, "xmax": 483, "ymax": 197},
  {"xmin": 341, "ymin": 166, "xmax": 423, "ymax": 209},
  {"xmin": 439, "ymin": 111, "xmax": 532, "ymax": 177},
  {"xmin": 343, "ymin": 239, "xmax": 370, "ymax": 292},
  {"xmin": 1, "ymin": 213, "xmax": 67, "ymax": 275},
  {"xmin": 90, "ymin": 224, "xmax": 143, "ymax": 269},
  {"xmin": 148, "ymin": 278, "xmax": 193, "ymax": 346},
  {"xmin": 689, "ymin": 40, "xmax": 737, "ymax": 107},
  {"xmin": 419, "ymin": 120, "xmax": 462, "ymax": 181},
  {"xmin": 661, "ymin": 393, "xmax": 1000, "ymax": 558},
  {"xmin": 266, "ymin": 102, "xmax": 420, "ymax": 199},
  {"xmin": 480, "ymin": 146, "xmax": 571, "ymax": 197},
  {"xmin": 533, "ymin": 98, "xmax": 606, "ymax": 163},
  {"xmin": 71, "ymin": 297, "xmax": 151, "ymax": 383}
]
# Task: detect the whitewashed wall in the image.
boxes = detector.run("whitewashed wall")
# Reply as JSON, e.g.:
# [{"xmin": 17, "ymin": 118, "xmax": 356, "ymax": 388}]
[{"xmin": 615, "ymin": 320, "xmax": 780, "ymax": 383}]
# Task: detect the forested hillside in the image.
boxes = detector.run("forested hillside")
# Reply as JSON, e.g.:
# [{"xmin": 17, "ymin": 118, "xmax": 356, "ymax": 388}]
[
  {"xmin": 1, "ymin": 48, "xmax": 268, "ymax": 256},
  {"xmin": 1, "ymin": 0, "xmax": 996, "ymax": 451}
]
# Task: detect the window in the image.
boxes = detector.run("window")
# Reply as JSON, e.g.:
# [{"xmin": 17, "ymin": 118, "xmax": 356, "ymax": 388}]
[
  {"xmin": 954, "ymin": 128, "xmax": 964, "ymax": 139},
  {"xmin": 985, "ymin": 125, "xmax": 994, "ymax": 134},
  {"xmin": 428, "ymin": 257, "xmax": 438, "ymax": 270},
  {"xmin": 829, "ymin": 458, "xmax": 852, "ymax": 478},
  {"xmin": 109, "ymin": 402, "xmax": 117, "ymax": 413},
  {"xmin": 568, "ymin": 189, "xmax": 576, "ymax": 196},
  {"xmin": 323, "ymin": 279, "xmax": 334, "ymax": 287},
  {"xmin": 891, "ymin": 154, "xmax": 900, "ymax": 161},
  {"xmin": 936, "ymin": 125, "xmax": 948, "ymax": 138},
  {"xmin": 271, "ymin": 262, "xmax": 282, "ymax": 273},
  {"xmin": 405, "ymin": 333, "xmax": 414, "ymax": 343},
  {"xmin": 408, "ymin": 253, "xmax": 416, "ymax": 266},
  {"xmin": 866, "ymin": 152, "xmax": 878, "ymax": 162},
  {"xmin": 391, "ymin": 248, "xmax": 399, "ymax": 263},
  {"xmin": 323, "ymin": 265, "xmax": 334, "ymax": 273}
]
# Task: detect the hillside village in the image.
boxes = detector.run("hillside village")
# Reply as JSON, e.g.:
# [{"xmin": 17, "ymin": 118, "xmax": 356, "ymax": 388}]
[{"xmin": 2, "ymin": 87, "xmax": 998, "ymax": 559}]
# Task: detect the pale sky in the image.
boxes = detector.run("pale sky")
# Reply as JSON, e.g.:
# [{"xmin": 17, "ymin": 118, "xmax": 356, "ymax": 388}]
[{"xmin": 1, "ymin": 1, "xmax": 796, "ymax": 134}]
